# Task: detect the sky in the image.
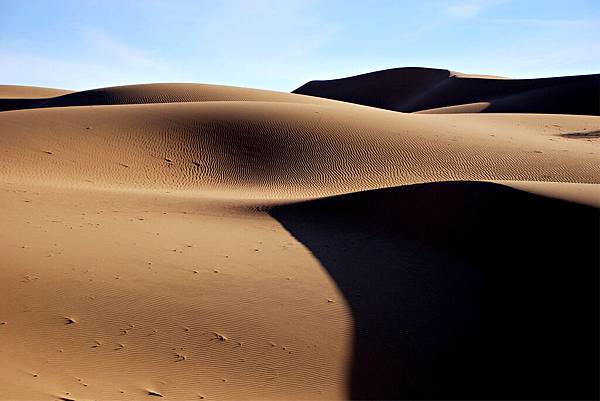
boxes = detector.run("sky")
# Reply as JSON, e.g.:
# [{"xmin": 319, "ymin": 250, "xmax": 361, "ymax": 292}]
[{"xmin": 2, "ymin": 0, "xmax": 599, "ymax": 91}]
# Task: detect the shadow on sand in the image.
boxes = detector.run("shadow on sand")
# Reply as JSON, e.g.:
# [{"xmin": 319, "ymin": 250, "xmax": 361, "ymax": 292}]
[{"xmin": 270, "ymin": 181, "xmax": 599, "ymax": 400}]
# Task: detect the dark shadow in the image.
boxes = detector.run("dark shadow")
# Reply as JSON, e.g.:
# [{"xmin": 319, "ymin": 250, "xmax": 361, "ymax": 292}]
[
  {"xmin": 293, "ymin": 67, "xmax": 600, "ymax": 115},
  {"xmin": 270, "ymin": 181, "xmax": 599, "ymax": 400}
]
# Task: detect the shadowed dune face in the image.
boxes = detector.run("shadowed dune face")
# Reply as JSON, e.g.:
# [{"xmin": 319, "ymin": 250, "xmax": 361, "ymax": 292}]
[
  {"xmin": 270, "ymin": 181, "xmax": 599, "ymax": 400},
  {"xmin": 294, "ymin": 67, "xmax": 452, "ymax": 112},
  {"xmin": 293, "ymin": 67, "xmax": 600, "ymax": 115},
  {"xmin": 0, "ymin": 85, "xmax": 74, "ymax": 112},
  {"xmin": 560, "ymin": 129, "xmax": 600, "ymax": 139}
]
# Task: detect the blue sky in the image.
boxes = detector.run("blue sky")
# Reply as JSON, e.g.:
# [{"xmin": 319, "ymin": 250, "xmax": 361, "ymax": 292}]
[{"xmin": 2, "ymin": 0, "xmax": 599, "ymax": 91}]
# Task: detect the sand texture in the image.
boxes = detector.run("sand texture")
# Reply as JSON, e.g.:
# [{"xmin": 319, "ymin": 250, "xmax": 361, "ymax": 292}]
[{"xmin": 1, "ymin": 69, "xmax": 598, "ymax": 400}]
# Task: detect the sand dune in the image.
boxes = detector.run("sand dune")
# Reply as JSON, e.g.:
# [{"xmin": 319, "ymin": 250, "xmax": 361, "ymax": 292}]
[
  {"xmin": 0, "ymin": 85, "xmax": 76, "ymax": 113},
  {"xmin": 0, "ymin": 83, "xmax": 338, "ymax": 112},
  {"xmin": 293, "ymin": 67, "xmax": 600, "ymax": 115},
  {"xmin": 2, "ymin": 101, "xmax": 598, "ymax": 197},
  {"xmin": 0, "ymin": 85, "xmax": 74, "ymax": 99},
  {"xmin": 1, "ymin": 70, "xmax": 598, "ymax": 400}
]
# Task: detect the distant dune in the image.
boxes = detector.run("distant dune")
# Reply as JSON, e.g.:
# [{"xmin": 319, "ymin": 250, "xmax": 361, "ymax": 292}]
[
  {"xmin": 293, "ymin": 67, "xmax": 600, "ymax": 115},
  {"xmin": 0, "ymin": 83, "xmax": 338, "ymax": 112},
  {"xmin": 0, "ymin": 85, "xmax": 74, "ymax": 99},
  {"xmin": 1, "ymin": 69, "xmax": 598, "ymax": 400}
]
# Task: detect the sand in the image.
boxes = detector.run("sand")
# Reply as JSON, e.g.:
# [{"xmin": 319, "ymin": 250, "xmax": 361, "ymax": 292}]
[
  {"xmin": 0, "ymin": 85, "xmax": 74, "ymax": 99},
  {"xmin": 294, "ymin": 67, "xmax": 600, "ymax": 115},
  {"xmin": 0, "ymin": 70, "xmax": 598, "ymax": 400}
]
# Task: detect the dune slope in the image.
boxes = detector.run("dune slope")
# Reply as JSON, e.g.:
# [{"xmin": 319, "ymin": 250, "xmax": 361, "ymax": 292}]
[{"xmin": 1, "ymin": 102, "xmax": 599, "ymax": 197}]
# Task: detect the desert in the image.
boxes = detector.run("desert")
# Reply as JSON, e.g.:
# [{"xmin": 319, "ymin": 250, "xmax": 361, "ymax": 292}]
[{"xmin": 1, "ymin": 67, "xmax": 598, "ymax": 400}]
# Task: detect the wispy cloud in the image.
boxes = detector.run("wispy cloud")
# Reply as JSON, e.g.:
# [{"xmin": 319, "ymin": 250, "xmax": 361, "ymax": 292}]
[
  {"xmin": 2, "ymin": 0, "xmax": 598, "ymax": 90},
  {"xmin": 490, "ymin": 17, "xmax": 598, "ymax": 29},
  {"xmin": 132, "ymin": 0, "xmax": 342, "ymax": 89},
  {"xmin": 81, "ymin": 28, "xmax": 169, "ymax": 73},
  {"xmin": 0, "ymin": 27, "xmax": 173, "ymax": 89},
  {"xmin": 444, "ymin": 0, "xmax": 501, "ymax": 19},
  {"xmin": 404, "ymin": 0, "xmax": 508, "ymax": 37}
]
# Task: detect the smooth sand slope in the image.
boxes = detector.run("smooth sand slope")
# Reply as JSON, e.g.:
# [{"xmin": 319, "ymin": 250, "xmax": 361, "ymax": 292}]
[
  {"xmin": 0, "ymin": 77, "xmax": 598, "ymax": 400},
  {"xmin": 0, "ymin": 83, "xmax": 339, "ymax": 112},
  {"xmin": 0, "ymin": 85, "xmax": 74, "ymax": 99},
  {"xmin": 293, "ymin": 67, "xmax": 600, "ymax": 115}
]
